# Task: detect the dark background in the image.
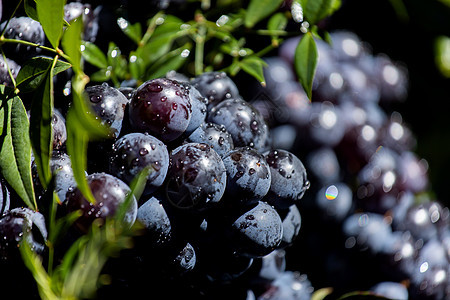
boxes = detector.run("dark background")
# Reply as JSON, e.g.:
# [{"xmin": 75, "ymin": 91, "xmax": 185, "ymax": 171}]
[{"xmin": 327, "ymin": 0, "xmax": 450, "ymax": 207}]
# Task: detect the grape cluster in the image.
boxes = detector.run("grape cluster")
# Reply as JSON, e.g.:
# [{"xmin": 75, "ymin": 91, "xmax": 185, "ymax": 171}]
[
  {"xmin": 1, "ymin": 55, "xmax": 311, "ymax": 299},
  {"xmin": 246, "ymin": 30, "xmax": 449, "ymax": 299}
]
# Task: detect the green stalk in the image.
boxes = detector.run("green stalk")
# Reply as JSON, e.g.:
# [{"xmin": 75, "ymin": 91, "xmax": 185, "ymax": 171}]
[
  {"xmin": 195, "ymin": 16, "xmax": 207, "ymax": 76},
  {"xmin": 0, "ymin": 37, "xmax": 71, "ymax": 61}
]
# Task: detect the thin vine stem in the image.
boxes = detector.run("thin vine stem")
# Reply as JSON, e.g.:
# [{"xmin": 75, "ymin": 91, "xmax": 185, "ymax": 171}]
[{"xmin": 1, "ymin": 37, "xmax": 71, "ymax": 62}]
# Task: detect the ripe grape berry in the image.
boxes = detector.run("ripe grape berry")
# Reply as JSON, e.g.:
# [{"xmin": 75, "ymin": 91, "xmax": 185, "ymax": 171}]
[
  {"xmin": 221, "ymin": 146, "xmax": 271, "ymax": 206},
  {"xmin": 208, "ymin": 98, "xmax": 270, "ymax": 151},
  {"xmin": 185, "ymin": 85, "xmax": 208, "ymax": 136},
  {"xmin": 186, "ymin": 122, "xmax": 235, "ymax": 158},
  {"xmin": 85, "ymin": 83, "xmax": 130, "ymax": 138},
  {"xmin": 129, "ymin": 78, "xmax": 192, "ymax": 142},
  {"xmin": 191, "ymin": 71, "xmax": 240, "ymax": 109},
  {"xmin": 0, "ymin": 16, "xmax": 45, "ymax": 63},
  {"xmin": 0, "ymin": 207, "xmax": 48, "ymax": 261},
  {"xmin": 136, "ymin": 195, "xmax": 173, "ymax": 248},
  {"xmin": 264, "ymin": 149, "xmax": 309, "ymax": 209},
  {"xmin": 65, "ymin": 172, "xmax": 138, "ymax": 233},
  {"xmin": 164, "ymin": 143, "xmax": 226, "ymax": 213},
  {"xmin": 109, "ymin": 132, "xmax": 169, "ymax": 195},
  {"xmin": 230, "ymin": 201, "xmax": 283, "ymax": 258}
]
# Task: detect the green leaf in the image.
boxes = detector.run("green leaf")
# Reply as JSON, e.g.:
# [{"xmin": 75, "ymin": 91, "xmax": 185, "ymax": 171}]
[
  {"xmin": 29, "ymin": 60, "xmax": 55, "ymax": 190},
  {"xmin": 138, "ymin": 32, "xmax": 179, "ymax": 66},
  {"xmin": 435, "ymin": 35, "xmax": 450, "ymax": 77},
  {"xmin": 268, "ymin": 12, "xmax": 288, "ymax": 31},
  {"xmin": 294, "ymin": 32, "xmax": 318, "ymax": 100},
  {"xmin": 57, "ymin": 218, "xmax": 136, "ymax": 299},
  {"xmin": 65, "ymin": 74, "xmax": 110, "ymax": 204},
  {"xmin": 20, "ymin": 239, "xmax": 58, "ymax": 300},
  {"xmin": 245, "ymin": 0, "xmax": 284, "ymax": 28},
  {"xmin": 337, "ymin": 291, "xmax": 389, "ymax": 299},
  {"xmin": 0, "ymin": 86, "xmax": 36, "ymax": 209},
  {"xmin": 117, "ymin": 17, "xmax": 142, "ymax": 44},
  {"xmin": 228, "ymin": 61, "xmax": 241, "ymax": 76},
  {"xmin": 146, "ymin": 43, "xmax": 192, "ymax": 80},
  {"xmin": 311, "ymin": 287, "xmax": 333, "ymax": 300},
  {"xmin": 24, "ymin": 0, "xmax": 39, "ymax": 21},
  {"xmin": 16, "ymin": 57, "xmax": 71, "ymax": 93},
  {"xmin": 36, "ymin": 0, "xmax": 65, "ymax": 49},
  {"xmin": 152, "ymin": 15, "xmax": 184, "ymax": 36},
  {"xmin": 300, "ymin": 0, "xmax": 341, "ymax": 25},
  {"xmin": 239, "ymin": 56, "xmax": 267, "ymax": 85},
  {"xmin": 116, "ymin": 166, "xmax": 152, "ymax": 224},
  {"xmin": 81, "ymin": 41, "xmax": 108, "ymax": 69},
  {"xmin": 107, "ymin": 42, "xmax": 128, "ymax": 80},
  {"xmin": 65, "ymin": 109, "xmax": 93, "ymax": 204},
  {"xmin": 136, "ymin": 15, "xmax": 188, "ymax": 67},
  {"xmin": 437, "ymin": 0, "xmax": 450, "ymax": 7},
  {"xmin": 89, "ymin": 69, "xmax": 111, "ymax": 83},
  {"xmin": 62, "ymin": 17, "xmax": 83, "ymax": 74}
]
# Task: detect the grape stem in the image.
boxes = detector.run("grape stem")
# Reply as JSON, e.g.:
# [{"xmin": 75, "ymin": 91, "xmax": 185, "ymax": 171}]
[
  {"xmin": 195, "ymin": 13, "xmax": 207, "ymax": 76},
  {"xmin": 1, "ymin": 37, "xmax": 71, "ymax": 62}
]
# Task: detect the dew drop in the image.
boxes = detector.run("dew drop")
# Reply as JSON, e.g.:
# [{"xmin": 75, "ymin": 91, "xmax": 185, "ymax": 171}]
[{"xmin": 139, "ymin": 148, "xmax": 149, "ymax": 156}]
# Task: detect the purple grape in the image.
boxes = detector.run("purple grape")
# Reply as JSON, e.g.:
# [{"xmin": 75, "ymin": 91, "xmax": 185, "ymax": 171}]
[
  {"xmin": 269, "ymin": 124, "xmax": 298, "ymax": 151},
  {"xmin": 64, "ymin": 2, "xmax": 99, "ymax": 42},
  {"xmin": 329, "ymin": 30, "xmax": 367, "ymax": 62},
  {"xmin": 377, "ymin": 112, "xmax": 416, "ymax": 153},
  {"xmin": 191, "ymin": 71, "xmax": 240, "ymax": 109},
  {"xmin": 50, "ymin": 152, "xmax": 77, "ymax": 203},
  {"xmin": 230, "ymin": 201, "xmax": 283, "ymax": 258},
  {"xmin": 397, "ymin": 201, "xmax": 450, "ymax": 242},
  {"xmin": 343, "ymin": 212, "xmax": 393, "ymax": 253},
  {"xmin": 172, "ymin": 242, "xmax": 196, "ymax": 273},
  {"xmin": 372, "ymin": 53, "xmax": 409, "ymax": 103},
  {"xmin": 184, "ymin": 85, "xmax": 208, "ymax": 135},
  {"xmin": 222, "ymin": 147, "xmax": 271, "ymax": 206},
  {"xmin": 258, "ymin": 249, "xmax": 287, "ymax": 280},
  {"xmin": 0, "ymin": 17, "xmax": 45, "ymax": 62},
  {"xmin": 85, "ymin": 83, "xmax": 130, "ymax": 138},
  {"xmin": 118, "ymin": 86, "xmax": 135, "ymax": 101},
  {"xmin": 263, "ymin": 149, "xmax": 309, "ymax": 209},
  {"xmin": 66, "ymin": 172, "xmax": 138, "ymax": 233},
  {"xmin": 262, "ymin": 57, "xmax": 296, "ymax": 91},
  {"xmin": 315, "ymin": 182, "xmax": 353, "ymax": 222},
  {"xmin": 380, "ymin": 230, "xmax": 420, "ymax": 280},
  {"xmin": 109, "ymin": 132, "xmax": 169, "ymax": 195},
  {"xmin": 409, "ymin": 263, "xmax": 449, "ymax": 300},
  {"xmin": 370, "ymin": 281, "xmax": 409, "ymax": 300},
  {"xmin": 136, "ymin": 195, "xmax": 173, "ymax": 248},
  {"xmin": 0, "ymin": 207, "xmax": 47, "ymax": 261},
  {"xmin": 300, "ymin": 101, "xmax": 347, "ymax": 149},
  {"xmin": 186, "ymin": 122, "xmax": 235, "ymax": 158},
  {"xmin": 165, "ymin": 70, "xmax": 190, "ymax": 82},
  {"xmin": 337, "ymin": 61, "xmax": 380, "ymax": 104},
  {"xmin": 52, "ymin": 109, "xmax": 67, "ymax": 150},
  {"xmin": 164, "ymin": 143, "xmax": 226, "ymax": 212},
  {"xmin": 129, "ymin": 78, "xmax": 192, "ymax": 142},
  {"xmin": 305, "ymin": 147, "xmax": 341, "ymax": 186},
  {"xmin": 208, "ymin": 98, "xmax": 270, "ymax": 151},
  {"xmin": 257, "ymin": 271, "xmax": 314, "ymax": 300},
  {"xmin": 278, "ymin": 204, "xmax": 302, "ymax": 248}
]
